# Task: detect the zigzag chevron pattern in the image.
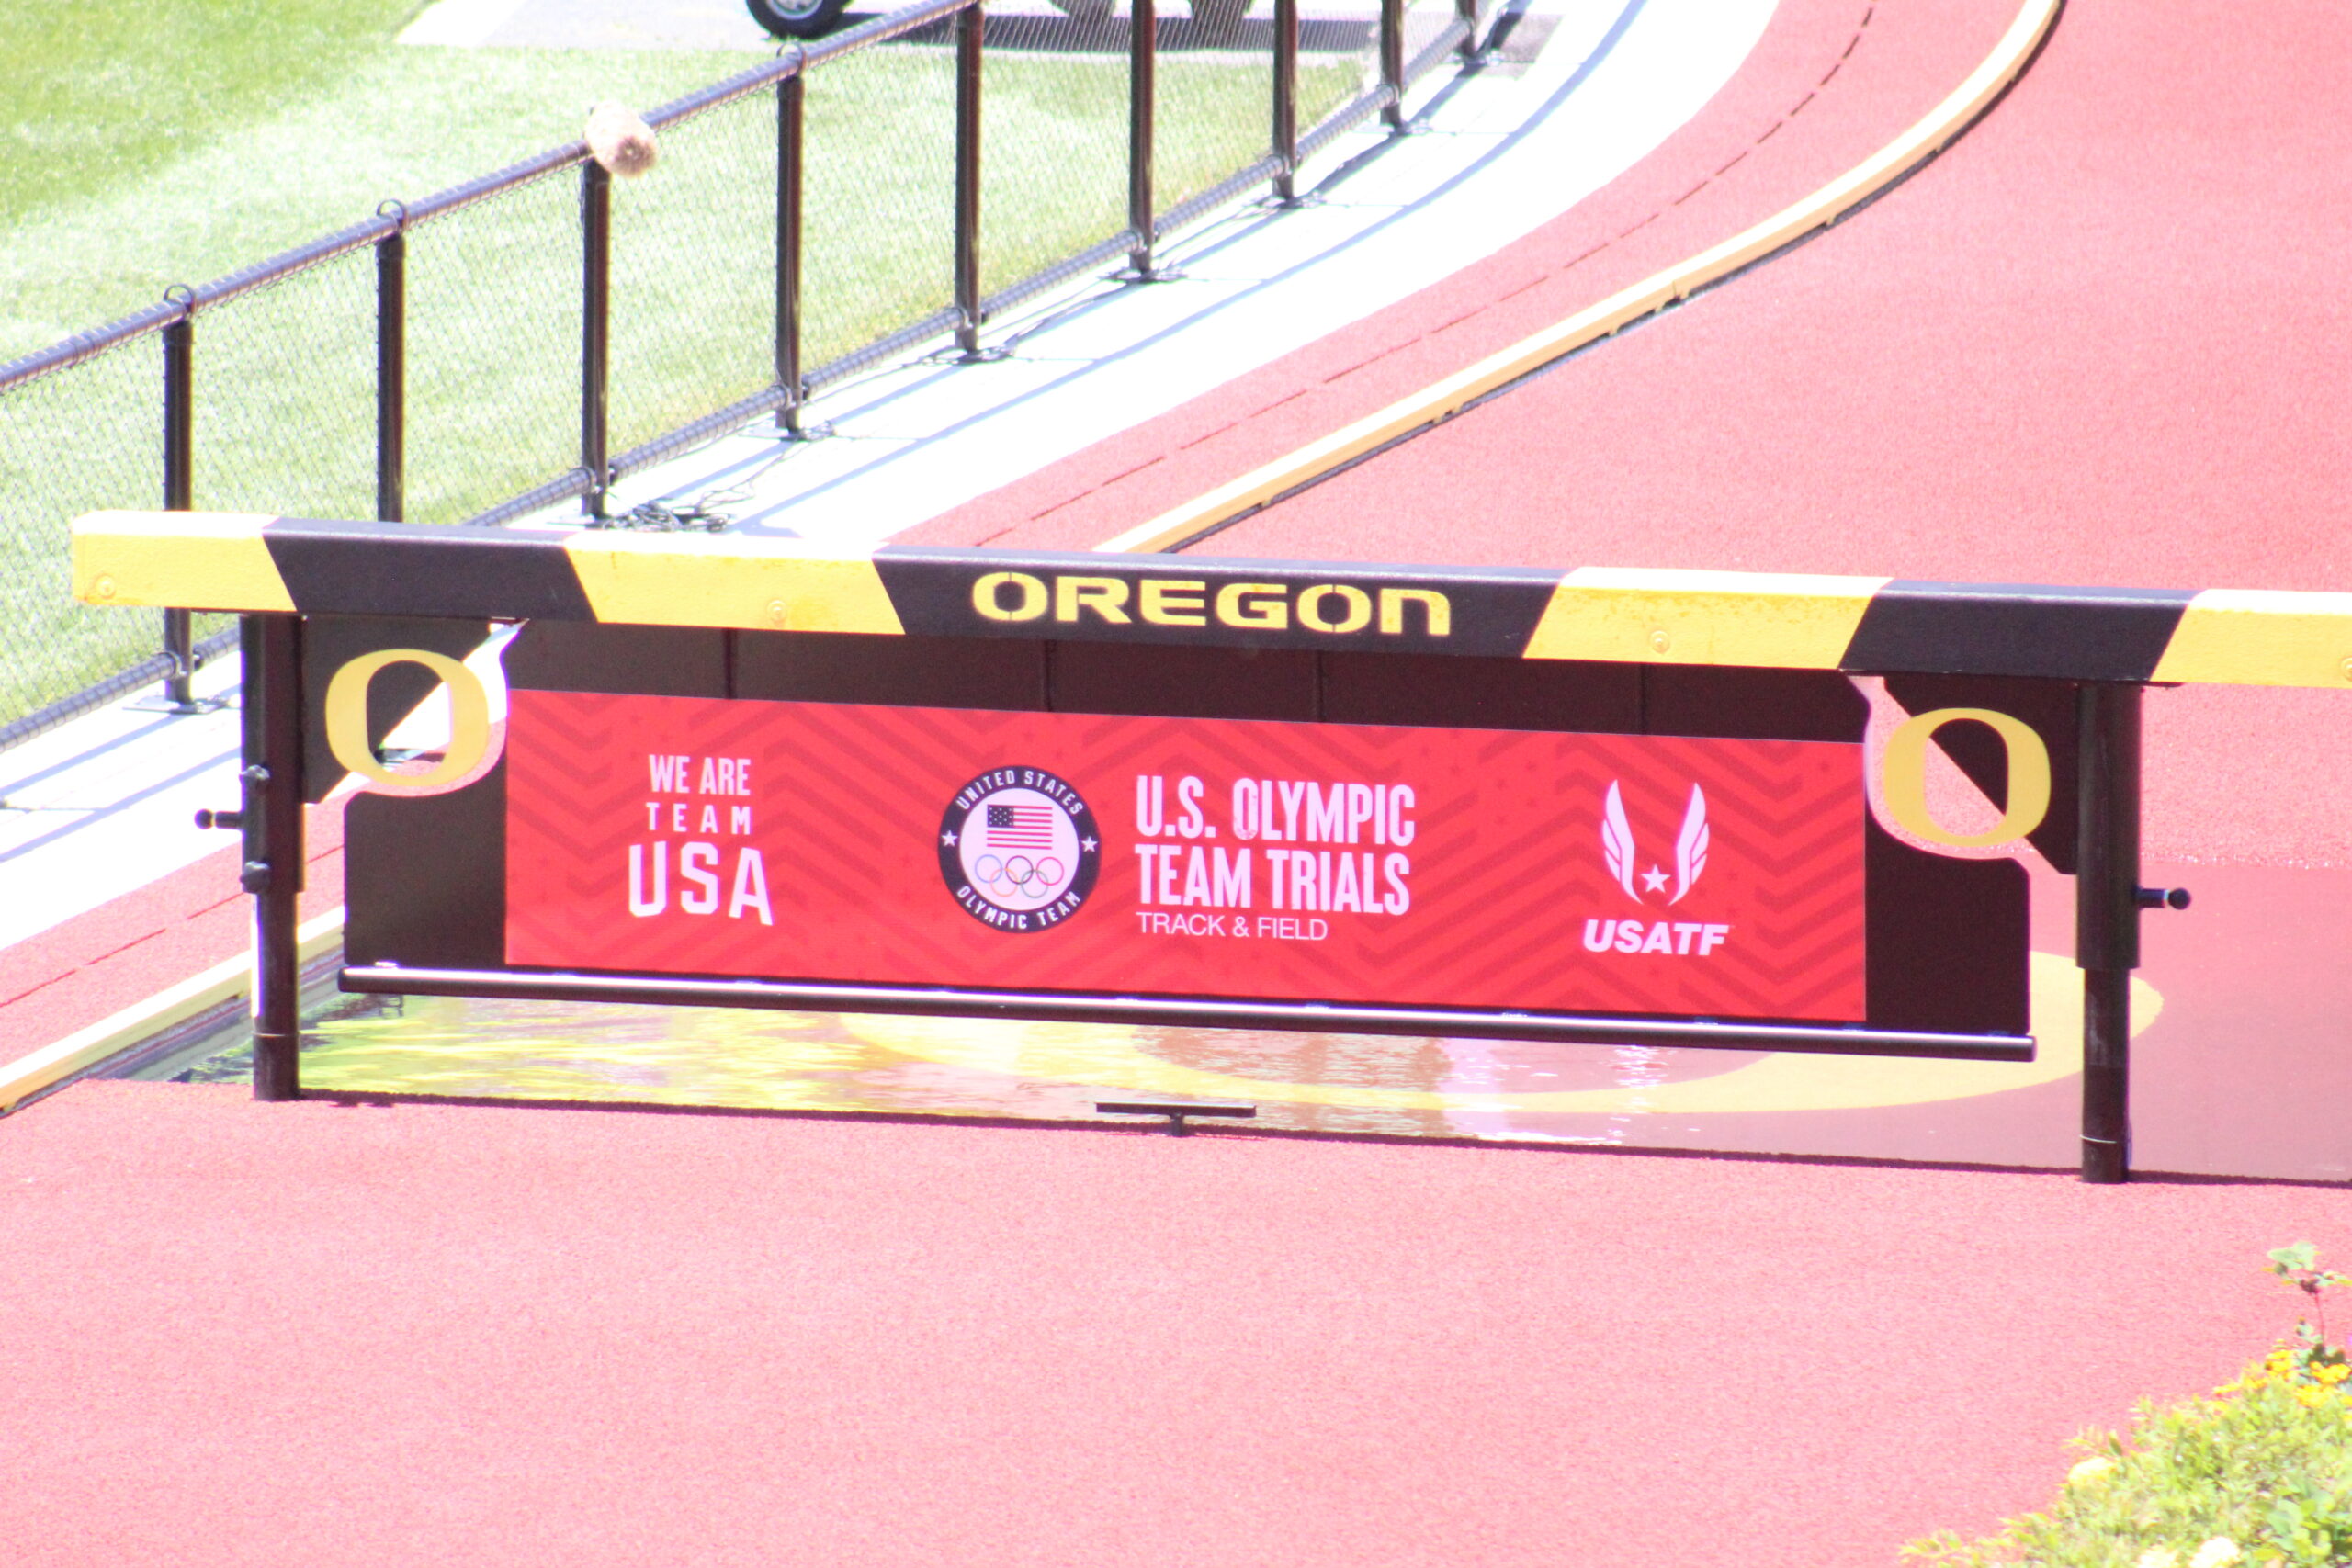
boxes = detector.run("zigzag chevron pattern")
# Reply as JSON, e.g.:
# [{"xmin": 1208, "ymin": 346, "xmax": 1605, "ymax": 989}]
[{"xmin": 503, "ymin": 693, "xmax": 1868, "ymax": 1023}]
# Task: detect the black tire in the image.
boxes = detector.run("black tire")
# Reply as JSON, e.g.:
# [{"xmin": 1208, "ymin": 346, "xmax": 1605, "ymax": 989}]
[
  {"xmin": 746, "ymin": 0, "xmax": 851, "ymax": 39},
  {"xmin": 1191, "ymin": 0, "xmax": 1250, "ymax": 42}
]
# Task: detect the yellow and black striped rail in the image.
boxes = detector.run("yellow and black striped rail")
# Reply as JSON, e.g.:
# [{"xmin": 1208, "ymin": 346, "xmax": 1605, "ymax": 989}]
[{"xmin": 71, "ymin": 510, "xmax": 2352, "ymax": 687}]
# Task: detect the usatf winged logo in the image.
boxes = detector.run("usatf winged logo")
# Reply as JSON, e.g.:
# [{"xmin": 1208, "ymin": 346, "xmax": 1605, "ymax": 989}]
[{"xmin": 1600, "ymin": 781, "xmax": 1709, "ymax": 906}]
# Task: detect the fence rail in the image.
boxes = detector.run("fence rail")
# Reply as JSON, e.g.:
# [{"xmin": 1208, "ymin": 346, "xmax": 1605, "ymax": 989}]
[{"xmin": 0, "ymin": 0, "xmax": 1496, "ymax": 748}]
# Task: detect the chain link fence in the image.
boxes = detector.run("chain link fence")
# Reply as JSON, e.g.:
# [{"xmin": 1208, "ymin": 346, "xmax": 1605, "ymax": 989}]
[
  {"xmin": 802, "ymin": 38, "xmax": 960, "ymax": 384},
  {"xmin": 407, "ymin": 166, "xmax": 587, "ymax": 526},
  {"xmin": 610, "ymin": 90, "xmax": 775, "ymax": 462},
  {"xmin": 979, "ymin": 4, "xmax": 1134, "ymax": 302},
  {"xmin": 193, "ymin": 249, "xmax": 379, "ymax": 522},
  {"xmin": 0, "ymin": 327, "xmax": 169, "ymax": 728},
  {"xmin": 1155, "ymin": 0, "xmax": 1279, "ymax": 221},
  {"xmin": 0, "ymin": 0, "xmax": 1498, "ymax": 746}
]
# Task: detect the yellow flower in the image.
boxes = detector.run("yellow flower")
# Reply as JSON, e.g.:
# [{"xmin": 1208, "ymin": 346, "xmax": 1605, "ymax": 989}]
[
  {"xmin": 2067, "ymin": 1456, "xmax": 2117, "ymax": 1487},
  {"xmin": 2189, "ymin": 1538, "xmax": 2242, "ymax": 1568},
  {"xmin": 2136, "ymin": 1549, "xmax": 2180, "ymax": 1568},
  {"xmin": 2319, "ymin": 1362, "xmax": 2349, "ymax": 1384}
]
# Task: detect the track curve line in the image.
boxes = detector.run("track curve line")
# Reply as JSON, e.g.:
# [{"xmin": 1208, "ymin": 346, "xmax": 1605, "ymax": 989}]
[{"xmin": 1093, "ymin": 0, "xmax": 2064, "ymax": 557}]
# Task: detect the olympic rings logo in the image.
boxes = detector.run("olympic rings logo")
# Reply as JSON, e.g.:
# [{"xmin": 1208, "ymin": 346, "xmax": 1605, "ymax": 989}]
[
  {"xmin": 971, "ymin": 853, "xmax": 1068, "ymax": 898},
  {"xmin": 940, "ymin": 768, "xmax": 1101, "ymax": 930}
]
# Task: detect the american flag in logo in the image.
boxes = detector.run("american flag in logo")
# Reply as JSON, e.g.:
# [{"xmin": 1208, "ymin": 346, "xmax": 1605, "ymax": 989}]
[{"xmin": 987, "ymin": 803, "xmax": 1056, "ymax": 849}]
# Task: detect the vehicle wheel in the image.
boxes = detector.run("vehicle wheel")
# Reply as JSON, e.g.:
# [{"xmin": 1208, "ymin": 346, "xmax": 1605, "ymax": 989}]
[
  {"xmin": 1191, "ymin": 0, "xmax": 1250, "ymax": 42},
  {"xmin": 746, "ymin": 0, "xmax": 851, "ymax": 39}
]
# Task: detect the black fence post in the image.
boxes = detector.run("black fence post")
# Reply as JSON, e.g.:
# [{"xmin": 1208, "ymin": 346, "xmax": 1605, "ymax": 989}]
[
  {"xmin": 375, "ymin": 204, "xmax": 406, "ymax": 522},
  {"xmin": 775, "ymin": 64, "xmax": 806, "ymax": 433},
  {"xmin": 955, "ymin": 2, "xmax": 985, "ymax": 358},
  {"xmin": 161, "ymin": 291, "xmax": 197, "ymax": 710},
  {"xmin": 1128, "ymin": 0, "xmax": 1158, "ymax": 275},
  {"xmin": 1272, "ymin": 0, "xmax": 1299, "ymax": 203},
  {"xmin": 2075, "ymin": 681, "xmax": 2143, "ymax": 1183},
  {"xmin": 581, "ymin": 160, "xmax": 613, "ymax": 517},
  {"xmin": 240, "ymin": 611, "xmax": 305, "ymax": 1102},
  {"xmin": 1381, "ymin": 0, "xmax": 1407, "ymax": 130},
  {"xmin": 1455, "ymin": 0, "xmax": 1480, "ymax": 58}
]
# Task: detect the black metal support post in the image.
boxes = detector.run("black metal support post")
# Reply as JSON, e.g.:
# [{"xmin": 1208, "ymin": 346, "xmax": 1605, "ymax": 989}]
[
  {"xmin": 954, "ymin": 2, "xmax": 986, "ymax": 357},
  {"xmin": 1097, "ymin": 1100, "xmax": 1259, "ymax": 1136},
  {"xmin": 1272, "ymin": 0, "xmax": 1299, "ymax": 202},
  {"xmin": 2075, "ymin": 682, "xmax": 2143, "ymax": 1183},
  {"xmin": 161, "ymin": 304, "xmax": 197, "ymax": 709},
  {"xmin": 775, "ymin": 72, "xmax": 806, "ymax": 433},
  {"xmin": 581, "ymin": 161, "xmax": 612, "ymax": 516},
  {"xmin": 375, "ymin": 207, "xmax": 406, "ymax": 522},
  {"xmin": 1129, "ymin": 0, "xmax": 1159, "ymax": 274},
  {"xmin": 159, "ymin": 612, "xmax": 197, "ymax": 707},
  {"xmin": 1455, "ymin": 0, "xmax": 1481, "ymax": 58},
  {"xmin": 239, "ymin": 613, "xmax": 305, "ymax": 1102},
  {"xmin": 1380, "ymin": 0, "xmax": 1407, "ymax": 130}
]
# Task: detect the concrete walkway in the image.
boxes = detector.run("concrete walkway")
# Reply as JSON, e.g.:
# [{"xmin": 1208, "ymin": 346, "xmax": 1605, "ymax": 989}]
[{"xmin": 0, "ymin": 656, "xmax": 242, "ymax": 954}]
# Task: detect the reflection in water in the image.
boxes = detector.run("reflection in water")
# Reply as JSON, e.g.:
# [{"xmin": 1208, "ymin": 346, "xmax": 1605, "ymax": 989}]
[
  {"xmin": 208, "ymin": 989, "xmax": 1463, "ymax": 1134},
  {"xmin": 150, "ymin": 953, "xmax": 2116, "ymax": 1167},
  {"xmin": 1145, "ymin": 1027, "xmax": 1459, "ymax": 1136},
  {"xmin": 1436, "ymin": 1037, "xmax": 1753, "ymax": 1142},
  {"xmin": 185, "ymin": 986, "xmax": 1746, "ymax": 1140},
  {"xmin": 283, "ymin": 993, "xmax": 1111, "ymax": 1120},
  {"xmin": 1606, "ymin": 1045, "xmax": 1666, "ymax": 1144}
]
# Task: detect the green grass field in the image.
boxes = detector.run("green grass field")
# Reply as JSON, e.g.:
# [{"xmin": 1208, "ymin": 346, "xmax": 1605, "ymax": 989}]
[{"xmin": 0, "ymin": 4, "xmax": 1363, "ymax": 723}]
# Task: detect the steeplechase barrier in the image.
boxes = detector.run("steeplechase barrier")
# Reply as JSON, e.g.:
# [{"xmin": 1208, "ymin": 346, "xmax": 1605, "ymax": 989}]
[{"xmin": 68, "ymin": 509, "xmax": 2352, "ymax": 1180}]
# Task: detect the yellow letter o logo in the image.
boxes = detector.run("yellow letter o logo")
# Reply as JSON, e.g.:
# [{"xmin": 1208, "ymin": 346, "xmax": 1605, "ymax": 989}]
[
  {"xmin": 972, "ymin": 571, "xmax": 1047, "ymax": 622},
  {"xmin": 1881, "ymin": 707, "xmax": 2052, "ymax": 849},
  {"xmin": 325, "ymin": 649, "xmax": 492, "ymax": 792},
  {"xmin": 1296, "ymin": 583, "xmax": 1372, "ymax": 634}
]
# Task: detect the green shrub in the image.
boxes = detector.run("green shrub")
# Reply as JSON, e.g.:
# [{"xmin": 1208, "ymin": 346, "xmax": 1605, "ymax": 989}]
[{"xmin": 1908, "ymin": 1247, "xmax": 2352, "ymax": 1568}]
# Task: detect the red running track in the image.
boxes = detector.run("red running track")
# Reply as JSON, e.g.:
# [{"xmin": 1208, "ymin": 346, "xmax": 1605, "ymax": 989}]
[
  {"xmin": 2, "ymin": 1080, "xmax": 2346, "ymax": 1566},
  {"xmin": 0, "ymin": 799, "xmax": 345, "ymax": 1055}
]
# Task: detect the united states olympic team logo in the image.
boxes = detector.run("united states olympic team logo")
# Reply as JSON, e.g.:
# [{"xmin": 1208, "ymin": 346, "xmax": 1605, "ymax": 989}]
[{"xmin": 938, "ymin": 768, "xmax": 1100, "ymax": 931}]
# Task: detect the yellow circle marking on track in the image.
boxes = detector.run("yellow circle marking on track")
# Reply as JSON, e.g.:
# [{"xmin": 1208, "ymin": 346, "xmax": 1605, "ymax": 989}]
[{"xmin": 841, "ymin": 953, "xmax": 2160, "ymax": 1116}]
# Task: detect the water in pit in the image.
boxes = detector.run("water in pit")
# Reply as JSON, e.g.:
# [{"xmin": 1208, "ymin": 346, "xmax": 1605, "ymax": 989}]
[{"xmin": 92, "ymin": 952, "xmax": 2157, "ymax": 1175}]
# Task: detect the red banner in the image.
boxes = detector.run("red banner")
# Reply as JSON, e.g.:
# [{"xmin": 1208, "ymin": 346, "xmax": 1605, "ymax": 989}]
[{"xmin": 504, "ymin": 692, "xmax": 1868, "ymax": 1021}]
